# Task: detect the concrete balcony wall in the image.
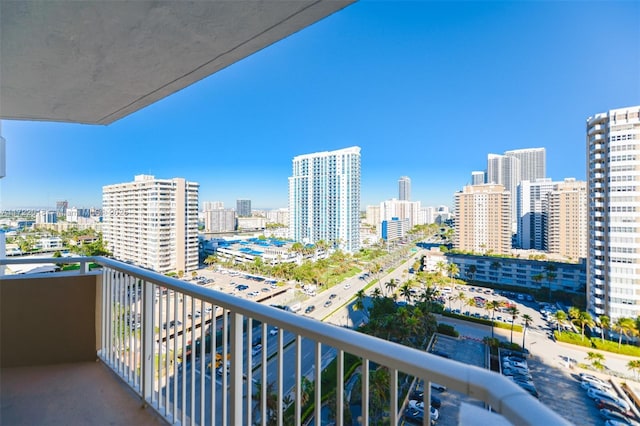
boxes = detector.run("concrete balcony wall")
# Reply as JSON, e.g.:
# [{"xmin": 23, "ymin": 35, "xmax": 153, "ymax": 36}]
[{"xmin": 0, "ymin": 272, "xmax": 100, "ymax": 367}]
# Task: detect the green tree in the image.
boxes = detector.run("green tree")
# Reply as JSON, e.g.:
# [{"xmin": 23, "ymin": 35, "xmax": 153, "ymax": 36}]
[
  {"xmin": 204, "ymin": 254, "xmax": 218, "ymax": 269},
  {"xmin": 385, "ymin": 279, "xmax": 398, "ymax": 297},
  {"xmin": 532, "ymin": 273, "xmax": 544, "ymax": 290},
  {"xmin": 435, "ymin": 261, "xmax": 446, "ymax": 277},
  {"xmin": 486, "ymin": 300, "xmax": 504, "ymax": 338},
  {"xmin": 466, "ymin": 264, "xmax": 477, "ymax": 282},
  {"xmin": 585, "ymin": 351, "xmax": 606, "ymax": 372},
  {"xmin": 400, "ymin": 283, "xmax": 413, "ymax": 303},
  {"xmin": 446, "ymin": 262, "xmax": 459, "ymax": 286},
  {"xmin": 627, "ymin": 360, "xmax": 640, "ymax": 381},
  {"xmin": 354, "ymin": 289, "xmax": 369, "ymax": 320},
  {"xmin": 613, "ymin": 317, "xmax": 637, "ymax": 349},
  {"xmin": 598, "ymin": 315, "xmax": 610, "ymax": 343},
  {"xmin": 521, "ymin": 314, "xmax": 533, "ymax": 350},
  {"xmin": 507, "ymin": 306, "xmax": 520, "ymax": 344},
  {"xmin": 568, "ymin": 306, "xmax": 580, "ymax": 322},
  {"xmin": 545, "ymin": 263, "xmax": 557, "ymax": 302},
  {"xmin": 456, "ymin": 291, "xmax": 466, "ymax": 312},
  {"xmin": 575, "ymin": 311, "xmax": 594, "ymax": 342},
  {"xmin": 553, "ymin": 310, "xmax": 567, "ymax": 333}
]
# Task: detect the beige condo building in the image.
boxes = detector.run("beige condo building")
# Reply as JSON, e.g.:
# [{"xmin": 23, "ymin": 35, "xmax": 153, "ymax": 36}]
[
  {"xmin": 103, "ymin": 174, "xmax": 199, "ymax": 274},
  {"xmin": 545, "ymin": 179, "xmax": 587, "ymax": 260},
  {"xmin": 454, "ymin": 184, "xmax": 511, "ymax": 254}
]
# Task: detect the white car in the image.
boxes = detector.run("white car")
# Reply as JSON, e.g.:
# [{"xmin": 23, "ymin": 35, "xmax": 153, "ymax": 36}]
[
  {"xmin": 582, "ymin": 375, "xmax": 612, "ymax": 390},
  {"xmin": 581, "ymin": 380, "xmax": 609, "ymax": 392},
  {"xmin": 269, "ymin": 327, "xmax": 279, "ymax": 336},
  {"xmin": 251, "ymin": 344, "xmax": 263, "ymax": 356}
]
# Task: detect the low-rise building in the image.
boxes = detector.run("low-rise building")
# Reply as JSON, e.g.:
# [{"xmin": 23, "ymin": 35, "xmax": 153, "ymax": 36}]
[{"xmin": 445, "ymin": 252, "xmax": 585, "ymax": 294}]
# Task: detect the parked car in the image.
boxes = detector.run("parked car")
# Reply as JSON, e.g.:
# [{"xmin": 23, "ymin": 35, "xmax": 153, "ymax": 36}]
[
  {"xmin": 269, "ymin": 327, "xmax": 279, "ymax": 336},
  {"xmin": 595, "ymin": 398, "xmax": 633, "ymax": 416},
  {"xmin": 409, "ymin": 391, "xmax": 441, "ymax": 409},
  {"xmin": 588, "ymin": 390, "xmax": 631, "ymax": 412},
  {"xmin": 407, "ymin": 401, "xmax": 440, "ymax": 421},
  {"xmin": 251, "ymin": 344, "xmax": 263, "ymax": 356},
  {"xmin": 582, "ymin": 374, "xmax": 612, "ymax": 390},
  {"xmin": 600, "ymin": 409, "xmax": 635, "ymax": 424}
]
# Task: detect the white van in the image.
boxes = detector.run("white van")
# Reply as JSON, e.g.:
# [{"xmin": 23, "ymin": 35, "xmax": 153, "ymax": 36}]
[{"xmin": 287, "ymin": 303, "xmax": 302, "ymax": 313}]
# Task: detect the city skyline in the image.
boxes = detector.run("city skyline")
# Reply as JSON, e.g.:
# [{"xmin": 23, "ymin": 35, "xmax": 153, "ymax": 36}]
[{"xmin": 1, "ymin": 1, "xmax": 638, "ymax": 210}]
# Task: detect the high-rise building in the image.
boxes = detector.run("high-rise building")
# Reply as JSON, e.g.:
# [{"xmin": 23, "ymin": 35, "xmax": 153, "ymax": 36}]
[
  {"xmin": 517, "ymin": 178, "xmax": 557, "ymax": 250},
  {"xmin": 56, "ymin": 200, "xmax": 68, "ymax": 217},
  {"xmin": 545, "ymin": 178, "xmax": 587, "ymax": 260},
  {"xmin": 486, "ymin": 153, "xmax": 520, "ymax": 225},
  {"xmin": 203, "ymin": 201, "xmax": 224, "ymax": 211},
  {"xmin": 204, "ymin": 208, "xmax": 236, "ymax": 233},
  {"xmin": 517, "ymin": 178, "xmax": 587, "ymax": 256},
  {"xmin": 236, "ymin": 199, "xmax": 251, "ymax": 217},
  {"xmin": 289, "ymin": 146, "xmax": 361, "ymax": 252},
  {"xmin": 103, "ymin": 174, "xmax": 199, "ymax": 274},
  {"xmin": 505, "ymin": 147, "xmax": 546, "ymax": 182},
  {"xmin": 398, "ymin": 176, "xmax": 411, "ymax": 201},
  {"xmin": 365, "ymin": 205, "xmax": 381, "ymax": 228},
  {"xmin": 380, "ymin": 199, "xmax": 421, "ymax": 228},
  {"xmin": 471, "ymin": 171, "xmax": 485, "ymax": 185},
  {"xmin": 487, "ymin": 148, "xmax": 546, "ymax": 231},
  {"xmin": 587, "ymin": 106, "xmax": 640, "ymax": 321},
  {"xmin": 454, "ymin": 184, "xmax": 511, "ymax": 254}
]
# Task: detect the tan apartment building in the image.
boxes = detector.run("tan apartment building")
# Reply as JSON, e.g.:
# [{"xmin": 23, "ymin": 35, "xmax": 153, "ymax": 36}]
[
  {"xmin": 545, "ymin": 179, "xmax": 587, "ymax": 260},
  {"xmin": 454, "ymin": 184, "xmax": 511, "ymax": 254},
  {"xmin": 103, "ymin": 174, "xmax": 199, "ymax": 274}
]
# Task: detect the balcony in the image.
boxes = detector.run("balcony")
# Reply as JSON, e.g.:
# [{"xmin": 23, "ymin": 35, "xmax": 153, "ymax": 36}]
[{"xmin": 0, "ymin": 256, "xmax": 567, "ymax": 426}]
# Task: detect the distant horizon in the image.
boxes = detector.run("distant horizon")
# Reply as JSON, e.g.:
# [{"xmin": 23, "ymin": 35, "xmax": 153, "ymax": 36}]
[{"xmin": 2, "ymin": 1, "xmax": 638, "ymax": 211}]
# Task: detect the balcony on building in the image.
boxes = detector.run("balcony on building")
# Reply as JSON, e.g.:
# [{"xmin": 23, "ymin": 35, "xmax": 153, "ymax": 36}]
[{"xmin": 0, "ymin": 256, "xmax": 568, "ymax": 426}]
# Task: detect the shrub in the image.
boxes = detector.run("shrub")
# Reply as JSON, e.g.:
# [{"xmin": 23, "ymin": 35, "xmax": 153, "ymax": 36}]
[{"xmin": 437, "ymin": 323, "xmax": 459, "ymax": 337}]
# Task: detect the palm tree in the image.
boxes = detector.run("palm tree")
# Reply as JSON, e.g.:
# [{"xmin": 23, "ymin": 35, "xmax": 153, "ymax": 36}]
[
  {"xmin": 507, "ymin": 306, "xmax": 520, "ymax": 344},
  {"xmin": 490, "ymin": 261, "xmax": 501, "ymax": 282},
  {"xmin": 575, "ymin": 311, "xmax": 594, "ymax": 342},
  {"xmin": 585, "ymin": 351, "xmax": 606, "ymax": 372},
  {"xmin": 553, "ymin": 310, "xmax": 567, "ymax": 333},
  {"xmin": 400, "ymin": 283, "xmax": 413, "ymax": 303},
  {"xmin": 354, "ymin": 289, "xmax": 369, "ymax": 320},
  {"xmin": 456, "ymin": 291, "xmax": 466, "ymax": 312},
  {"xmin": 568, "ymin": 306, "xmax": 580, "ymax": 322},
  {"xmin": 613, "ymin": 317, "xmax": 637, "ymax": 349},
  {"xmin": 521, "ymin": 314, "xmax": 533, "ymax": 350},
  {"xmin": 598, "ymin": 315, "xmax": 610, "ymax": 343},
  {"xmin": 486, "ymin": 300, "xmax": 504, "ymax": 338},
  {"xmin": 204, "ymin": 254, "xmax": 218, "ymax": 269},
  {"xmin": 545, "ymin": 263, "xmax": 557, "ymax": 302},
  {"xmin": 627, "ymin": 359, "xmax": 640, "ymax": 381},
  {"xmin": 447, "ymin": 262, "xmax": 459, "ymax": 286},
  {"xmin": 435, "ymin": 261, "xmax": 446, "ymax": 277},
  {"xmin": 532, "ymin": 273, "xmax": 544, "ymax": 290},
  {"xmin": 466, "ymin": 264, "xmax": 477, "ymax": 282},
  {"xmin": 385, "ymin": 279, "xmax": 398, "ymax": 297}
]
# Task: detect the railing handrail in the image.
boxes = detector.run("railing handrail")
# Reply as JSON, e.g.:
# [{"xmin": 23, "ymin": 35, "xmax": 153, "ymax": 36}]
[{"xmin": 1, "ymin": 255, "xmax": 570, "ymax": 425}]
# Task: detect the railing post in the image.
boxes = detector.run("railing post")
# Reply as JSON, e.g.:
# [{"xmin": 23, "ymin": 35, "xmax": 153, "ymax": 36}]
[
  {"xmin": 142, "ymin": 280, "xmax": 154, "ymax": 404},
  {"xmin": 79, "ymin": 259, "xmax": 89, "ymax": 274},
  {"xmin": 230, "ymin": 311, "xmax": 244, "ymax": 426}
]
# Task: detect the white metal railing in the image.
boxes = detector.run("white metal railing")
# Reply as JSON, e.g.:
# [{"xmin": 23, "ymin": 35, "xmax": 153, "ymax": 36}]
[{"xmin": 1, "ymin": 256, "xmax": 570, "ymax": 426}]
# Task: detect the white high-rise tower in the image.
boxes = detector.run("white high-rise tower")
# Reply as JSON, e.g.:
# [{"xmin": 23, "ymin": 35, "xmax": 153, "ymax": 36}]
[
  {"xmin": 587, "ymin": 106, "xmax": 640, "ymax": 321},
  {"xmin": 103, "ymin": 174, "xmax": 199, "ymax": 274},
  {"xmin": 289, "ymin": 146, "xmax": 361, "ymax": 253},
  {"xmin": 398, "ymin": 176, "xmax": 411, "ymax": 201}
]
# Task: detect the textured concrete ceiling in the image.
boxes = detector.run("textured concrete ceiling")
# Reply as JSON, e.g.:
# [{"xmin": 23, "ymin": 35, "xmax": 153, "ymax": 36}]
[{"xmin": 0, "ymin": 1, "xmax": 354, "ymax": 125}]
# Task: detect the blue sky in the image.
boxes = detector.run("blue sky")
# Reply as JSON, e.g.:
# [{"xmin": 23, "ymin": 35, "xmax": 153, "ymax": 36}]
[{"xmin": 2, "ymin": 1, "xmax": 639, "ymax": 211}]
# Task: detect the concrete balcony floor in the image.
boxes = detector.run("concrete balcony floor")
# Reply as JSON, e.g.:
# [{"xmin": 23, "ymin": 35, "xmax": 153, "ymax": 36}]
[{"xmin": 1, "ymin": 361, "xmax": 168, "ymax": 426}]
